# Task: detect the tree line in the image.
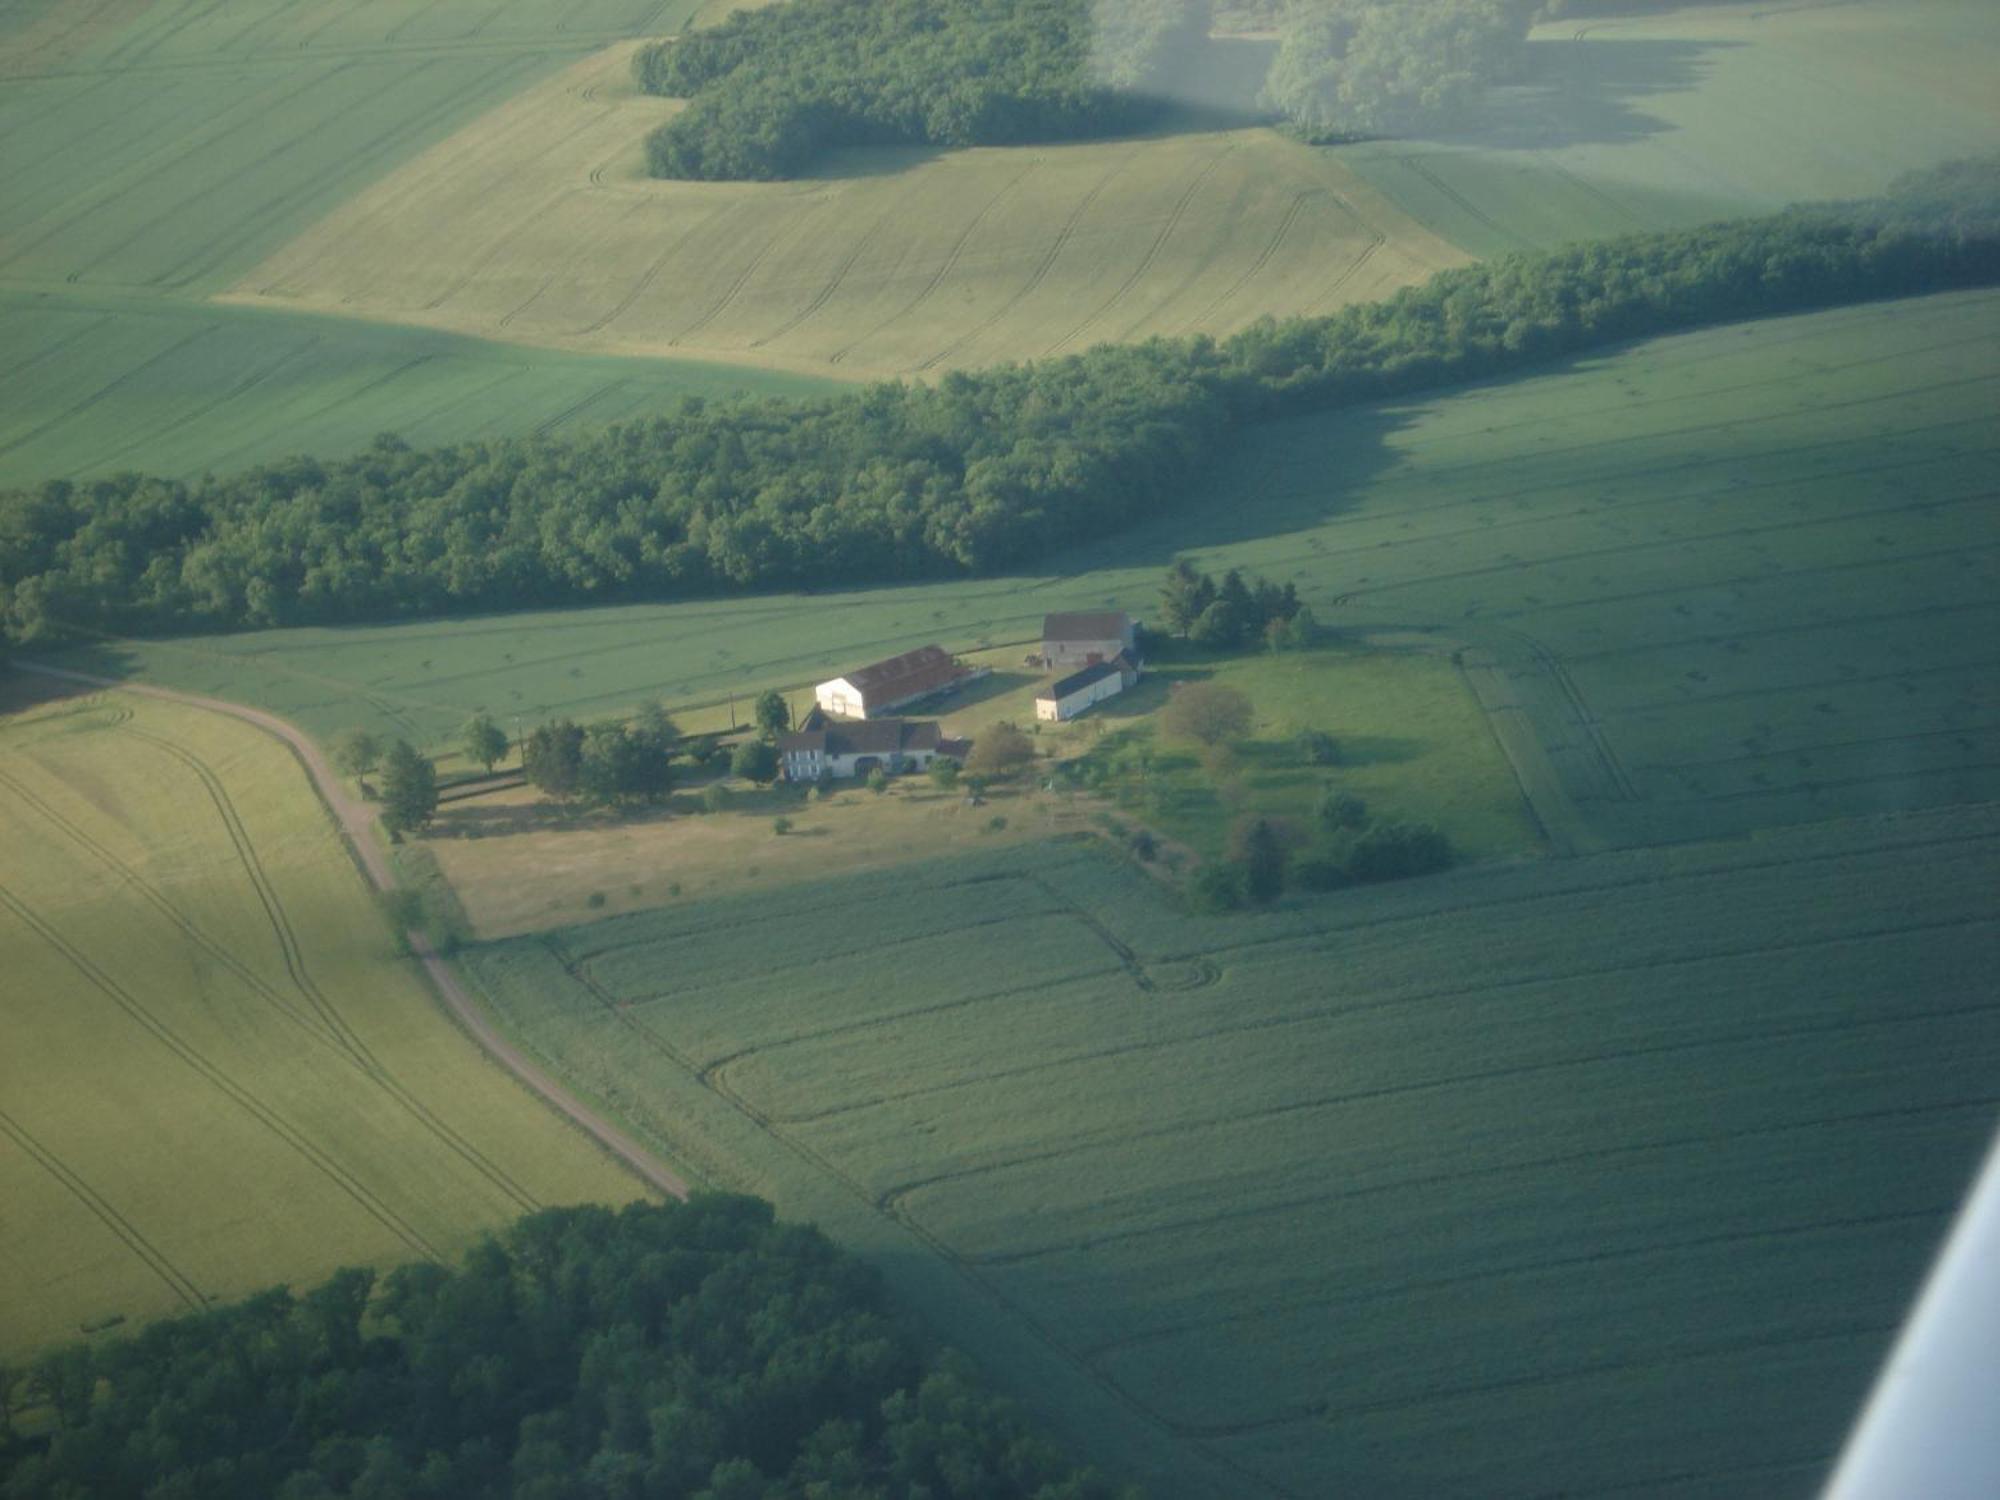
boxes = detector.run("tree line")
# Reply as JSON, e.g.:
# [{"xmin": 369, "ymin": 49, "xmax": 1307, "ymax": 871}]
[
  {"xmin": 633, "ymin": 0, "xmax": 1205, "ymax": 180},
  {"xmin": 2, "ymin": 160, "xmax": 1995, "ymax": 647},
  {"xmin": 0, "ymin": 1196, "xmax": 1136, "ymax": 1499}
]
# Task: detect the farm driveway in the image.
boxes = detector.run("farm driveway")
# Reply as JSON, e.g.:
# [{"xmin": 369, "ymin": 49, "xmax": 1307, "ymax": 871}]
[{"xmin": 16, "ymin": 662, "xmax": 690, "ymax": 1202}]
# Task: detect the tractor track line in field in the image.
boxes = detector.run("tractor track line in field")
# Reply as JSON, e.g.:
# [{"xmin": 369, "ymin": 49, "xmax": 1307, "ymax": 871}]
[
  {"xmin": 555, "ymin": 929, "xmax": 1285, "ymax": 1497},
  {"xmin": 1565, "ymin": 595, "xmax": 2000, "ymax": 669},
  {"xmin": 874, "ymin": 920, "xmax": 2000, "ymax": 1206},
  {"xmin": 1300, "ymin": 231, "xmax": 1385, "ymax": 319},
  {"xmin": 120, "ymin": 726, "xmax": 543, "ymax": 1214},
  {"xmin": 0, "ymin": 1106, "xmax": 208, "ymax": 1312},
  {"xmin": 671, "ymin": 195, "xmax": 837, "ymax": 347},
  {"xmin": 1608, "ymin": 650, "xmax": 2000, "ymax": 717},
  {"xmin": 61, "ymin": 334, "xmax": 327, "ymax": 479},
  {"xmin": 159, "ymin": 55, "xmax": 539, "ymax": 292},
  {"xmin": 0, "ymin": 881, "xmax": 442, "ymax": 1263},
  {"xmin": 976, "ymin": 1093, "xmax": 2000, "ymax": 1271},
  {"xmin": 750, "ymin": 200, "xmax": 904, "ymax": 350},
  {"xmin": 823, "ymin": 920, "xmax": 2000, "ymax": 1137},
  {"xmin": 826, "ymin": 158, "xmax": 1040, "ymax": 366},
  {"xmin": 1044, "ymin": 143, "xmax": 1237, "ymax": 358},
  {"xmin": 1173, "ymin": 188, "xmax": 1323, "ymax": 335},
  {"xmin": 1640, "ymin": 717, "xmax": 2000, "ymax": 776},
  {"xmin": 1086, "ymin": 1203, "xmax": 1954, "ymax": 1365},
  {"xmin": 16, "ymin": 664, "xmax": 691, "ymax": 1203},
  {"xmin": 563, "ymin": 195, "xmax": 722, "ymax": 331},
  {"xmin": 197, "ymin": 354, "xmax": 440, "ymax": 473},
  {"xmin": 1699, "ymin": 754, "xmax": 2000, "ymax": 806},
  {"xmin": 917, "ymin": 149, "xmax": 1138, "ymax": 373},
  {"xmin": 1400, "ymin": 153, "xmax": 1538, "ymax": 253},
  {"xmin": 0, "ymin": 327, "xmax": 219, "ymax": 459}
]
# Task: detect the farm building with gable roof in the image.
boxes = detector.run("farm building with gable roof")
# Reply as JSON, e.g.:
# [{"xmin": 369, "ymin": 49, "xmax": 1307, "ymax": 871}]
[
  {"xmin": 1035, "ymin": 658, "xmax": 1136, "ymax": 723},
  {"xmin": 815, "ymin": 645, "xmax": 965, "ymax": 719},
  {"xmin": 1042, "ymin": 611, "xmax": 1136, "ymax": 669},
  {"xmin": 778, "ymin": 718, "xmax": 967, "ymax": 781}
]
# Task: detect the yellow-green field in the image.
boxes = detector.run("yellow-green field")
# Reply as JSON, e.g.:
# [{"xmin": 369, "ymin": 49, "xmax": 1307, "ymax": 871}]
[
  {"xmin": 222, "ymin": 41, "xmax": 1466, "ymax": 378},
  {"xmin": 1345, "ymin": 0, "xmax": 2000, "ymax": 256},
  {"xmin": 0, "ymin": 685, "xmax": 640, "ymax": 1359}
]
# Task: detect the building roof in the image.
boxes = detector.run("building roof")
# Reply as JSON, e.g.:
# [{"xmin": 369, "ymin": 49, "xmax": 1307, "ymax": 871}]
[
  {"xmin": 780, "ymin": 719, "xmax": 942, "ymax": 757},
  {"xmin": 827, "ymin": 644, "xmax": 959, "ymax": 705},
  {"xmin": 1042, "ymin": 610, "xmax": 1132, "ymax": 642},
  {"xmin": 1041, "ymin": 660, "xmax": 1124, "ymax": 702}
]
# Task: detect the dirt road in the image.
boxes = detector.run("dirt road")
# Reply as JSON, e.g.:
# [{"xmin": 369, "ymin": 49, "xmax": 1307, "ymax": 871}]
[{"xmin": 17, "ymin": 663, "xmax": 691, "ymax": 1202}]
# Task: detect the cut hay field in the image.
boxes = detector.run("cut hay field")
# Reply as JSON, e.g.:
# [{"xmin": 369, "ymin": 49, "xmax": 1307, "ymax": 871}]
[
  {"xmin": 0, "ymin": 288, "xmax": 833, "ymax": 486},
  {"xmin": 221, "ymin": 40, "xmax": 1467, "ymax": 377},
  {"xmin": 0, "ymin": 684, "xmax": 640, "ymax": 1359},
  {"xmin": 0, "ymin": 0, "xmax": 831, "ymax": 488},
  {"xmin": 1344, "ymin": 0, "xmax": 2000, "ymax": 256},
  {"xmin": 68, "ymin": 287, "xmax": 2000, "ymax": 850},
  {"xmin": 454, "ymin": 819, "xmax": 2000, "ymax": 1497}
]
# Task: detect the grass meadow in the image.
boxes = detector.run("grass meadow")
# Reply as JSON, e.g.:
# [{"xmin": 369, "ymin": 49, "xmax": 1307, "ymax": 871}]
[
  {"xmin": 221, "ymin": 40, "xmax": 1466, "ymax": 378},
  {"xmin": 455, "ymin": 818, "xmax": 2000, "ymax": 1497},
  {"xmin": 1343, "ymin": 0, "xmax": 2000, "ymax": 256},
  {"xmin": 67, "ymin": 288, "xmax": 2000, "ymax": 851},
  {"xmin": 0, "ymin": 684, "xmax": 640, "ymax": 1359}
]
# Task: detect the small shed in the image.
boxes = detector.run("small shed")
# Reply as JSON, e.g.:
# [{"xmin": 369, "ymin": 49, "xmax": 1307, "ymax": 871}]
[{"xmin": 1035, "ymin": 660, "xmax": 1129, "ymax": 723}]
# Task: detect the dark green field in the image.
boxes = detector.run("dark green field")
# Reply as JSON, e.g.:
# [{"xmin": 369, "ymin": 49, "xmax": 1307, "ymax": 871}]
[{"xmin": 457, "ymin": 815, "xmax": 2000, "ymax": 1497}]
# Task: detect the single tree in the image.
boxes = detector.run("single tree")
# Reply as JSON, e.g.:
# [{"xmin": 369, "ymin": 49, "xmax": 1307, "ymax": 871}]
[
  {"xmin": 1318, "ymin": 785, "xmax": 1367, "ymax": 828},
  {"xmin": 1289, "ymin": 604, "xmax": 1320, "ymax": 645},
  {"xmin": 523, "ymin": 719, "xmax": 586, "ymax": 801},
  {"xmin": 753, "ymin": 689, "xmax": 791, "ymax": 741},
  {"xmin": 1189, "ymin": 595, "xmax": 1250, "ymax": 650},
  {"xmin": 579, "ymin": 722, "xmax": 644, "ymax": 807},
  {"xmin": 731, "ymin": 739, "xmax": 779, "ymax": 785},
  {"xmin": 334, "ymin": 728, "xmax": 382, "ymax": 783},
  {"xmin": 379, "ymin": 740, "xmax": 439, "ymax": 835},
  {"xmin": 461, "ymin": 713, "xmax": 508, "ymax": 774},
  {"xmin": 632, "ymin": 701, "xmax": 681, "ymax": 758},
  {"xmin": 703, "ymin": 782, "xmax": 731, "ymax": 814},
  {"xmin": 964, "ymin": 722, "xmax": 1034, "ymax": 780},
  {"xmin": 928, "ymin": 757, "xmax": 961, "ymax": 792},
  {"xmin": 866, "ymin": 766, "xmax": 889, "ymax": 794},
  {"xmin": 1158, "ymin": 559, "xmax": 1216, "ymax": 636},
  {"xmin": 1232, "ymin": 816, "xmax": 1288, "ymax": 905},
  {"xmin": 1162, "ymin": 682, "xmax": 1253, "ymax": 746}
]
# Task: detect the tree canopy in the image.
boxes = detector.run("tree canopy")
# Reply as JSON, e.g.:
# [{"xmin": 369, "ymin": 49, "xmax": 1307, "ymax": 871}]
[
  {"xmin": 633, "ymin": 0, "xmax": 1205, "ymax": 180},
  {"xmin": 2, "ymin": 162, "xmax": 1994, "ymax": 649},
  {"xmin": 0, "ymin": 1197, "xmax": 1136, "ymax": 1500}
]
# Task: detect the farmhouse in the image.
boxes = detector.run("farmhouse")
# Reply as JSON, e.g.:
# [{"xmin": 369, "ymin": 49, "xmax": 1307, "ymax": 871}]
[
  {"xmin": 1035, "ymin": 658, "xmax": 1136, "ymax": 722},
  {"xmin": 816, "ymin": 645, "xmax": 964, "ymax": 719},
  {"xmin": 1042, "ymin": 611, "xmax": 1136, "ymax": 669},
  {"xmin": 778, "ymin": 718, "xmax": 969, "ymax": 781}
]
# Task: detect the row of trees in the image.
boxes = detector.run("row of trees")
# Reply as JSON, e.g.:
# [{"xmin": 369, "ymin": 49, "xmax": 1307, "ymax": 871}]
[
  {"xmin": 0, "ymin": 1197, "xmax": 1135, "ymax": 1499},
  {"xmin": 633, "ymin": 0, "xmax": 1205, "ymax": 180},
  {"xmin": 3, "ymin": 161, "xmax": 1995, "ymax": 646}
]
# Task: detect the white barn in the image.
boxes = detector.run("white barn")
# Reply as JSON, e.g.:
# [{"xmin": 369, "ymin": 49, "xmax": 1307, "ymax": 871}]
[
  {"xmin": 815, "ymin": 645, "xmax": 961, "ymax": 719},
  {"xmin": 1035, "ymin": 660, "xmax": 1131, "ymax": 723}
]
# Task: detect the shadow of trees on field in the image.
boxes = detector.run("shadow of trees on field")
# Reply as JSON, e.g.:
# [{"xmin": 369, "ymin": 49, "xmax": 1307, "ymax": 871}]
[{"xmin": 1422, "ymin": 37, "xmax": 1741, "ymax": 152}]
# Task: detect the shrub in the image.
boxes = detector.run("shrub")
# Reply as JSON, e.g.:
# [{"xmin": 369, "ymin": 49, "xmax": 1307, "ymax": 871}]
[
  {"xmin": 928, "ymin": 757, "xmax": 961, "ymax": 792},
  {"xmin": 1291, "ymin": 848, "xmax": 1351, "ymax": 891},
  {"xmin": 1230, "ymin": 816, "xmax": 1287, "ymax": 905},
  {"xmin": 866, "ymin": 767, "xmax": 889, "ymax": 794},
  {"xmin": 1189, "ymin": 860, "xmax": 1246, "ymax": 912},
  {"xmin": 1347, "ymin": 821, "xmax": 1454, "ymax": 883},
  {"xmin": 703, "ymin": 783, "xmax": 731, "ymax": 814},
  {"xmin": 1130, "ymin": 829, "xmax": 1157, "ymax": 862},
  {"xmin": 773, "ymin": 816, "xmax": 793, "ymax": 835},
  {"xmin": 1319, "ymin": 787, "xmax": 1368, "ymax": 829},
  {"xmin": 585, "ymin": 890, "xmax": 607, "ymax": 909},
  {"xmin": 1297, "ymin": 730, "xmax": 1339, "ymax": 766},
  {"xmin": 985, "ymin": 814, "xmax": 1008, "ymax": 833},
  {"xmin": 731, "ymin": 739, "xmax": 779, "ymax": 784}
]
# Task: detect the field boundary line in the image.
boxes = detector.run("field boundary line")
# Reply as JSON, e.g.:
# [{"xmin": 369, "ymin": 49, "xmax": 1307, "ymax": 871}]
[{"xmin": 14, "ymin": 663, "xmax": 690, "ymax": 1202}]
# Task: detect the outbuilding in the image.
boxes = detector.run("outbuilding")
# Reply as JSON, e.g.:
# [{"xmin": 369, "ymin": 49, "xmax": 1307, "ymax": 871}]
[
  {"xmin": 1041, "ymin": 611, "xmax": 1137, "ymax": 670},
  {"xmin": 1035, "ymin": 659, "xmax": 1131, "ymax": 723},
  {"xmin": 815, "ymin": 645, "xmax": 963, "ymax": 719}
]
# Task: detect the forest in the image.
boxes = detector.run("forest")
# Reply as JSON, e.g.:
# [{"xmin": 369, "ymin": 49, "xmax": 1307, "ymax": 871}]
[
  {"xmin": 633, "ymin": 0, "xmax": 1205, "ymax": 180},
  {"xmin": 1, "ymin": 160, "xmax": 1994, "ymax": 645},
  {"xmin": 0, "ymin": 1196, "xmax": 1133, "ymax": 1500}
]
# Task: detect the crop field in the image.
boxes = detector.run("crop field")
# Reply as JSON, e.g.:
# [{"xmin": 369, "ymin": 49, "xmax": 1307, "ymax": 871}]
[
  {"xmin": 70, "ymin": 288, "xmax": 2000, "ymax": 851},
  {"xmin": 1343, "ymin": 0, "xmax": 2000, "ymax": 257},
  {"xmin": 456, "ymin": 815, "xmax": 2000, "ymax": 1497},
  {"xmin": 0, "ymin": 684, "xmax": 640, "ymax": 1358},
  {"xmin": 0, "ymin": 287, "xmax": 833, "ymax": 486},
  {"xmin": 0, "ymin": 0, "xmax": 827, "ymax": 489},
  {"xmin": 222, "ymin": 40, "xmax": 1467, "ymax": 377}
]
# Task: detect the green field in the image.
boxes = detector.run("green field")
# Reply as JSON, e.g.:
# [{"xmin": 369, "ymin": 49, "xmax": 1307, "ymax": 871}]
[
  {"xmin": 0, "ymin": 288, "xmax": 834, "ymax": 486},
  {"xmin": 66, "ymin": 288, "xmax": 2000, "ymax": 850},
  {"xmin": 454, "ymin": 818, "xmax": 2000, "ymax": 1497},
  {"xmin": 1342, "ymin": 0, "xmax": 2000, "ymax": 256},
  {"xmin": 0, "ymin": 0, "xmax": 837, "ymax": 488},
  {"xmin": 0, "ymin": 684, "xmax": 641, "ymax": 1358}
]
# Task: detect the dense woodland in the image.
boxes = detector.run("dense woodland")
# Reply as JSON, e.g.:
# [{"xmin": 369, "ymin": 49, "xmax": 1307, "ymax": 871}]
[
  {"xmin": 0, "ymin": 1197, "xmax": 1134, "ymax": 1500},
  {"xmin": 634, "ymin": 0, "xmax": 1204, "ymax": 180},
  {"xmin": 1, "ymin": 161, "xmax": 1995, "ymax": 645}
]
